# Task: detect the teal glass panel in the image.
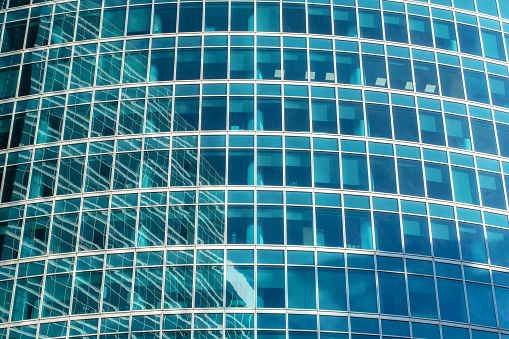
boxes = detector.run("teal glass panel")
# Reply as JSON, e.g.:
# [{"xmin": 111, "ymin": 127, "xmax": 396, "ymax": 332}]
[
  {"xmin": 408, "ymin": 275, "xmax": 437, "ymax": 318},
  {"xmin": 195, "ymin": 265, "xmax": 224, "ymax": 308},
  {"xmin": 374, "ymin": 212, "xmax": 401, "ymax": 252},
  {"xmin": 314, "ymin": 152, "xmax": 340, "ymax": 189},
  {"xmin": 487, "ymin": 227, "xmax": 509, "ymax": 267},
  {"xmin": 348, "ymin": 270, "xmax": 377, "ymax": 313},
  {"xmin": 431, "ymin": 218, "xmax": 460, "ymax": 260},
  {"xmin": 434, "ymin": 20, "xmax": 457, "ymax": 51},
  {"xmin": 409, "ymin": 15, "xmax": 433, "ymax": 47},
  {"xmin": 103, "ymin": 269, "xmax": 132, "ymax": 312},
  {"xmin": 359, "ymin": 9, "xmax": 382, "ymax": 40},
  {"xmin": 333, "ymin": 6, "xmax": 357, "ymax": 37},
  {"xmin": 134, "ymin": 267, "xmax": 163, "ymax": 310},
  {"xmin": 437, "ymin": 278, "xmax": 467, "ymax": 323},
  {"xmin": 72, "ymin": 271, "xmax": 102, "ymax": 314},
  {"xmin": 287, "ymin": 206, "xmax": 313, "ymax": 246},
  {"xmin": 288, "ymin": 266, "xmax": 316, "ymax": 309},
  {"xmin": 466, "ymin": 282, "xmax": 497, "ymax": 327},
  {"xmin": 445, "ymin": 114, "xmax": 471, "ymax": 150},
  {"xmin": 402, "ymin": 215, "xmax": 431, "ymax": 255},
  {"xmin": 384, "ymin": 12, "xmax": 408, "ymax": 43},
  {"xmin": 451, "ymin": 167, "xmax": 479, "ymax": 205},
  {"xmin": 345, "ymin": 209, "xmax": 372, "ymax": 250},
  {"xmin": 12, "ymin": 276, "xmax": 42, "ymax": 321},
  {"xmin": 378, "ymin": 272, "xmax": 407, "ymax": 315},
  {"xmin": 256, "ymin": 3, "xmax": 280, "ymax": 32},
  {"xmin": 42, "ymin": 273, "xmax": 72, "ymax": 317}
]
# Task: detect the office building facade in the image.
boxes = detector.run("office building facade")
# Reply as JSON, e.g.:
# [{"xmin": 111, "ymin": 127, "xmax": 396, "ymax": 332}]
[{"xmin": 1, "ymin": 0, "xmax": 509, "ymax": 337}]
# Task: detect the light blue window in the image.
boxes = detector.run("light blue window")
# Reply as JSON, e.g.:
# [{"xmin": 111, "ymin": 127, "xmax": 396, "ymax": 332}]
[
  {"xmin": 479, "ymin": 171, "xmax": 506, "ymax": 210},
  {"xmin": 153, "ymin": 4, "xmax": 177, "ymax": 33},
  {"xmin": 359, "ymin": 9, "xmax": 382, "ymax": 40},
  {"xmin": 227, "ymin": 205, "xmax": 254, "ymax": 244},
  {"xmin": 345, "ymin": 209, "xmax": 372, "ymax": 250},
  {"xmin": 445, "ymin": 114, "xmax": 471, "ymax": 150},
  {"xmin": 348, "ymin": 270, "xmax": 377, "ymax": 313},
  {"xmin": 257, "ymin": 206, "xmax": 284, "ymax": 245},
  {"xmin": 127, "ymin": 6, "xmax": 151, "ymax": 35},
  {"xmin": 310, "ymin": 50, "xmax": 335, "ymax": 83},
  {"xmin": 342, "ymin": 153, "xmax": 369, "ymax": 191},
  {"xmin": 314, "ymin": 152, "xmax": 340, "ymax": 189},
  {"xmin": 378, "ymin": 272, "xmax": 407, "ymax": 315},
  {"xmin": 174, "ymin": 97, "xmax": 199, "ymax": 131},
  {"xmin": 431, "ymin": 218, "xmax": 460, "ymax": 260},
  {"xmin": 176, "ymin": 48, "xmax": 201, "ymax": 80},
  {"xmin": 409, "ymin": 15, "xmax": 433, "ymax": 47},
  {"xmin": 226, "ymin": 265, "xmax": 255, "ymax": 307},
  {"xmin": 459, "ymin": 223, "xmax": 487, "ymax": 263},
  {"xmin": 21, "ymin": 216, "xmax": 49, "ymax": 257},
  {"xmin": 466, "ymin": 282, "xmax": 497, "ymax": 327},
  {"xmin": 362, "ymin": 55, "xmax": 387, "ymax": 88},
  {"xmin": 287, "ymin": 206, "xmax": 313, "ymax": 246},
  {"xmin": 464, "ymin": 69, "xmax": 490, "ymax": 104},
  {"xmin": 397, "ymin": 159, "xmax": 425, "ymax": 197},
  {"xmin": 203, "ymin": 48, "xmax": 227, "ymax": 79},
  {"xmin": 402, "ymin": 215, "xmax": 431, "ymax": 255},
  {"xmin": 476, "ymin": 0, "xmax": 498, "ymax": 16},
  {"xmin": 439, "ymin": 65, "xmax": 464, "ymax": 99},
  {"xmin": 495, "ymin": 286, "xmax": 509, "ymax": 328},
  {"xmin": 316, "ymin": 208, "xmax": 342, "ymax": 247},
  {"xmin": 282, "ymin": 3, "xmax": 306, "ymax": 33},
  {"xmin": 108, "ymin": 208, "xmax": 136, "ymax": 248},
  {"xmin": 231, "ymin": 3, "xmax": 254, "ymax": 31},
  {"xmin": 471, "ymin": 119, "xmax": 498, "ymax": 155},
  {"xmin": 205, "ymin": 2, "xmax": 228, "ymax": 31},
  {"xmin": 318, "ymin": 268, "xmax": 346, "ymax": 310},
  {"xmin": 42, "ymin": 273, "xmax": 72, "ymax": 317},
  {"xmin": 419, "ymin": 110, "xmax": 446, "ymax": 146},
  {"xmin": 201, "ymin": 97, "xmax": 226, "ymax": 130},
  {"xmin": 384, "ymin": 12, "xmax": 408, "ymax": 43},
  {"xmin": 165, "ymin": 266, "xmax": 193, "ymax": 308},
  {"xmin": 366, "ymin": 104, "xmax": 391, "ymax": 138},
  {"xmin": 388, "ymin": 58, "xmax": 413, "ymax": 91},
  {"xmin": 408, "ymin": 276, "xmax": 437, "ymax": 319},
  {"xmin": 257, "ymin": 266, "xmax": 285, "ymax": 308},
  {"xmin": 103, "ymin": 269, "xmax": 132, "ymax": 312},
  {"xmin": 433, "ymin": 20, "xmax": 457, "ymax": 51},
  {"xmin": 370, "ymin": 156, "xmax": 397, "ymax": 193},
  {"xmin": 497, "ymin": 123, "xmax": 509, "ymax": 157},
  {"xmin": 482, "ymin": 29, "xmax": 506, "ymax": 61},
  {"xmin": 178, "ymin": 3, "xmax": 202, "ymax": 32},
  {"xmin": 413, "ymin": 61, "xmax": 439, "ymax": 95},
  {"xmin": 228, "ymin": 149, "xmax": 254, "ymax": 185},
  {"xmin": 425, "ymin": 162, "xmax": 452, "ymax": 201},
  {"xmin": 338, "ymin": 101, "xmax": 364, "ymax": 136},
  {"xmin": 333, "ymin": 6, "xmax": 357, "ymax": 37},
  {"xmin": 437, "ymin": 278, "xmax": 468, "ymax": 323},
  {"xmin": 490, "ymin": 75, "xmax": 509, "ymax": 108},
  {"xmin": 283, "ymin": 49, "xmax": 307, "ymax": 81},
  {"xmin": 288, "ymin": 267, "xmax": 316, "ymax": 309},
  {"xmin": 286, "ymin": 150, "xmax": 311, "ymax": 187},
  {"xmin": 256, "ymin": 3, "xmax": 280, "ymax": 32},
  {"xmin": 230, "ymin": 48, "xmax": 254, "ymax": 79},
  {"xmin": 312, "ymin": 99, "xmax": 337, "ymax": 134},
  {"xmin": 257, "ymin": 149, "xmax": 283, "ymax": 186},
  {"xmin": 73, "ymin": 271, "xmax": 102, "ymax": 314},
  {"xmin": 195, "ymin": 265, "xmax": 224, "ymax": 308},
  {"xmin": 102, "ymin": 8, "xmax": 126, "ymax": 37},
  {"xmin": 458, "ymin": 24, "xmax": 482, "ymax": 56},
  {"xmin": 257, "ymin": 97, "xmax": 282, "ymax": 131},
  {"xmin": 257, "ymin": 48, "xmax": 281, "ymax": 80},
  {"xmin": 12, "ymin": 277, "xmax": 42, "ymax": 320},
  {"xmin": 336, "ymin": 52, "xmax": 361, "ymax": 85},
  {"xmin": 285, "ymin": 99, "xmax": 309, "ymax": 132},
  {"xmin": 451, "ymin": 167, "xmax": 479, "ymax": 205},
  {"xmin": 308, "ymin": 5, "xmax": 332, "ymax": 35},
  {"xmin": 374, "ymin": 212, "xmax": 401, "ymax": 252},
  {"xmin": 393, "ymin": 106, "xmax": 418, "ymax": 142},
  {"xmin": 486, "ymin": 227, "xmax": 509, "ymax": 267}
]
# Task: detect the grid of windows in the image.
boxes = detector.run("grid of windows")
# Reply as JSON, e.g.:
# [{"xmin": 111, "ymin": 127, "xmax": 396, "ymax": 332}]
[{"xmin": 1, "ymin": 0, "xmax": 509, "ymax": 338}]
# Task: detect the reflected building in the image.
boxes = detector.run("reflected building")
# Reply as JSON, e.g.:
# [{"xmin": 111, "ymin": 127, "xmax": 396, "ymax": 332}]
[{"xmin": 1, "ymin": 0, "xmax": 509, "ymax": 338}]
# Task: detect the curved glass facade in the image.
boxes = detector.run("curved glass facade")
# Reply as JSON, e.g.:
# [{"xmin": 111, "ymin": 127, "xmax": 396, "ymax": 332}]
[{"xmin": 1, "ymin": 0, "xmax": 509, "ymax": 338}]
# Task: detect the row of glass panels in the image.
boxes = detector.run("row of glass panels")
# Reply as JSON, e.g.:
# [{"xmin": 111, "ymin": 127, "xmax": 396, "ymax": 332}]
[
  {"xmin": 0, "ymin": 249, "xmax": 508, "ymax": 328},
  {"xmin": 3, "ymin": 39, "xmax": 509, "ymax": 109},
  {"xmin": 2, "ymin": 0, "xmax": 509, "ymax": 61}
]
